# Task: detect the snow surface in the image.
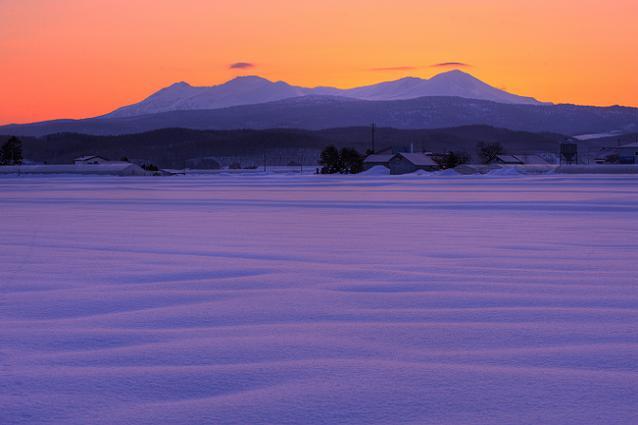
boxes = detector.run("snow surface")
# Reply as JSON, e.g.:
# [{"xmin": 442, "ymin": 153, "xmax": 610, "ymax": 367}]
[
  {"xmin": 573, "ymin": 132, "xmax": 623, "ymax": 141},
  {"xmin": 360, "ymin": 165, "xmax": 391, "ymax": 175},
  {"xmin": 1, "ymin": 174, "xmax": 638, "ymax": 425}
]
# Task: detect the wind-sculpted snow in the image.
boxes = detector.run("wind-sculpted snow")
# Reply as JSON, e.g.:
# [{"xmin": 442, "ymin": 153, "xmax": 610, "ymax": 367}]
[{"xmin": 1, "ymin": 174, "xmax": 638, "ymax": 425}]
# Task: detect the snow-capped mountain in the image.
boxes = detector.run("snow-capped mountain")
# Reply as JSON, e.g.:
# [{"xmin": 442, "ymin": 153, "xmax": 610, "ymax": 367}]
[
  {"xmin": 106, "ymin": 70, "xmax": 543, "ymax": 118},
  {"xmin": 106, "ymin": 76, "xmax": 310, "ymax": 118}
]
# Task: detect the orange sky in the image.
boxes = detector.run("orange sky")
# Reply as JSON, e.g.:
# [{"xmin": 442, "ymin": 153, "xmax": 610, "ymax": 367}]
[{"xmin": 1, "ymin": 0, "xmax": 637, "ymax": 124}]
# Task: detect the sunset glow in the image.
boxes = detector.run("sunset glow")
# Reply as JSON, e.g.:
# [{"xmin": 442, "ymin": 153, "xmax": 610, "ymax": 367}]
[{"xmin": 1, "ymin": 0, "xmax": 637, "ymax": 124}]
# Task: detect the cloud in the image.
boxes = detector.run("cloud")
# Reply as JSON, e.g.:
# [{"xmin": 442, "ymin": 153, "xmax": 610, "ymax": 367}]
[
  {"xmin": 229, "ymin": 62, "xmax": 255, "ymax": 69},
  {"xmin": 370, "ymin": 66, "xmax": 418, "ymax": 72},
  {"xmin": 430, "ymin": 62, "xmax": 471, "ymax": 68},
  {"xmin": 370, "ymin": 63, "xmax": 471, "ymax": 72}
]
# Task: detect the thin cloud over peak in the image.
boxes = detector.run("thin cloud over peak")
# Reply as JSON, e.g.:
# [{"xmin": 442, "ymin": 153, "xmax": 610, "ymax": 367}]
[
  {"xmin": 370, "ymin": 63, "xmax": 471, "ymax": 72},
  {"xmin": 430, "ymin": 62, "xmax": 471, "ymax": 68},
  {"xmin": 229, "ymin": 62, "xmax": 255, "ymax": 69}
]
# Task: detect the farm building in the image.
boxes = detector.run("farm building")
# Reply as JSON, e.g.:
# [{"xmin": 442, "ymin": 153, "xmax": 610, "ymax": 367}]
[
  {"xmin": 363, "ymin": 154, "xmax": 393, "ymax": 170},
  {"xmin": 388, "ymin": 153, "xmax": 438, "ymax": 175},
  {"xmin": 0, "ymin": 163, "xmax": 151, "ymax": 176},
  {"xmin": 74, "ymin": 155, "xmax": 110, "ymax": 165}
]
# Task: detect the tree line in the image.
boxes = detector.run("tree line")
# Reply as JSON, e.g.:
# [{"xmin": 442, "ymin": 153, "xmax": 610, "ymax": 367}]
[
  {"xmin": 2, "ymin": 136, "xmax": 504, "ymax": 171},
  {"xmin": 433, "ymin": 142, "xmax": 504, "ymax": 167},
  {"xmin": 0, "ymin": 137, "xmax": 23, "ymax": 165}
]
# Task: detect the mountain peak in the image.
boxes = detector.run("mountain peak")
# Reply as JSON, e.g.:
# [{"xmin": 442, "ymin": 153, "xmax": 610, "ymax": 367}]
[
  {"xmin": 394, "ymin": 76, "xmax": 423, "ymax": 83},
  {"xmin": 437, "ymin": 69, "xmax": 471, "ymax": 75},
  {"xmin": 226, "ymin": 75, "xmax": 273, "ymax": 84},
  {"xmin": 430, "ymin": 69, "xmax": 477, "ymax": 81},
  {"xmin": 170, "ymin": 81, "xmax": 192, "ymax": 88}
]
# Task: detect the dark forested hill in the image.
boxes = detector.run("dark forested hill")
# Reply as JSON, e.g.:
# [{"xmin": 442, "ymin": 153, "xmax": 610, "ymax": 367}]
[
  {"xmin": 2, "ymin": 95, "xmax": 636, "ymax": 138},
  {"xmin": 4, "ymin": 126, "xmax": 570, "ymax": 168}
]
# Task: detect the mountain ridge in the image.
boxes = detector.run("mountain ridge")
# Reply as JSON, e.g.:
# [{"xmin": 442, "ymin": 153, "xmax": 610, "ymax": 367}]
[
  {"xmin": 105, "ymin": 70, "xmax": 544, "ymax": 118},
  {"xmin": 2, "ymin": 94, "xmax": 636, "ymax": 137}
]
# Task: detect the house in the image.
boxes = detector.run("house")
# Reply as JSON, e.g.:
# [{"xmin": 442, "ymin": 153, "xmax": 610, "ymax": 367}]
[
  {"xmin": 388, "ymin": 153, "xmax": 438, "ymax": 175},
  {"xmin": 491, "ymin": 154, "xmax": 550, "ymax": 165},
  {"xmin": 363, "ymin": 154, "xmax": 393, "ymax": 170},
  {"xmin": 74, "ymin": 155, "xmax": 110, "ymax": 165}
]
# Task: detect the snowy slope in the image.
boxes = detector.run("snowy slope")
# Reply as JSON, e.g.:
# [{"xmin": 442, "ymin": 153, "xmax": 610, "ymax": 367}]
[
  {"xmin": 1, "ymin": 174, "xmax": 638, "ymax": 425},
  {"xmin": 106, "ymin": 70, "xmax": 542, "ymax": 117},
  {"xmin": 106, "ymin": 76, "xmax": 311, "ymax": 117},
  {"xmin": 343, "ymin": 70, "xmax": 540, "ymax": 104}
]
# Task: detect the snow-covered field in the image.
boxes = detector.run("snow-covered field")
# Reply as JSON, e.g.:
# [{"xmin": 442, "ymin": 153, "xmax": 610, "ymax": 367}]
[{"xmin": 1, "ymin": 174, "xmax": 638, "ymax": 425}]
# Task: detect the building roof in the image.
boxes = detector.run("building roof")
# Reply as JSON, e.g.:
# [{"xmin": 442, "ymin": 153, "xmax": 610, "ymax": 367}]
[
  {"xmin": 74, "ymin": 155, "xmax": 108, "ymax": 161},
  {"xmin": 363, "ymin": 154, "xmax": 394, "ymax": 163},
  {"xmin": 619, "ymin": 143, "xmax": 638, "ymax": 149},
  {"xmin": 496, "ymin": 154, "xmax": 524, "ymax": 164},
  {"xmin": 392, "ymin": 152, "xmax": 437, "ymax": 166},
  {"xmin": 495, "ymin": 154, "xmax": 549, "ymax": 165},
  {"xmin": 0, "ymin": 163, "xmax": 149, "ymax": 176},
  {"xmin": 513, "ymin": 154, "xmax": 550, "ymax": 165}
]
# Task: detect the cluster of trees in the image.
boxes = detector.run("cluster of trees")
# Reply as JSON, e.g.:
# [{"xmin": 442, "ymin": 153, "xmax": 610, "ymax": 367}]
[
  {"xmin": 432, "ymin": 151, "xmax": 471, "ymax": 169},
  {"xmin": 477, "ymin": 142, "xmax": 504, "ymax": 164},
  {"xmin": 142, "ymin": 164, "xmax": 159, "ymax": 172},
  {"xmin": 0, "ymin": 137, "xmax": 23, "ymax": 165},
  {"xmin": 319, "ymin": 146, "xmax": 364, "ymax": 174},
  {"xmin": 433, "ymin": 142, "xmax": 503, "ymax": 168}
]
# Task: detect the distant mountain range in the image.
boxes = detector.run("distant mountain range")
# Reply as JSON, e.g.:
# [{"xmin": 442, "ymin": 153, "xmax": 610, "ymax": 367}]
[
  {"xmin": 1, "ymin": 70, "xmax": 636, "ymax": 137},
  {"xmin": 105, "ymin": 70, "xmax": 543, "ymax": 117}
]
